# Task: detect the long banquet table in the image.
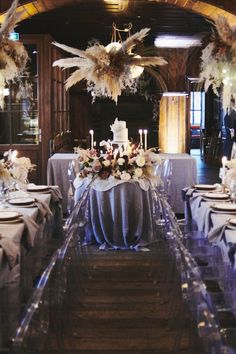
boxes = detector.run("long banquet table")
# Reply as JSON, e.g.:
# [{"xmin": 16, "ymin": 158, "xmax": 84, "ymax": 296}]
[
  {"xmin": 0, "ymin": 187, "xmax": 62, "ymax": 287},
  {"xmin": 184, "ymin": 188, "xmax": 236, "ymax": 265},
  {"xmin": 47, "ymin": 152, "xmax": 198, "ymax": 214}
]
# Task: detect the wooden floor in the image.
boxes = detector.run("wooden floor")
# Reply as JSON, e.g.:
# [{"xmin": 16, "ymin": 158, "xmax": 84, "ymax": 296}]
[{"xmin": 44, "ymin": 240, "xmax": 205, "ymax": 354}]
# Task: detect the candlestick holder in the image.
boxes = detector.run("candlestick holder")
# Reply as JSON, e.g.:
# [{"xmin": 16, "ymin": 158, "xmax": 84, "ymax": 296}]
[{"xmin": 221, "ymin": 183, "xmax": 226, "ymax": 193}]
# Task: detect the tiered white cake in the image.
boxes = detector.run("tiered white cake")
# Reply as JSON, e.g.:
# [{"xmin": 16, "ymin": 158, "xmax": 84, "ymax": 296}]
[{"xmin": 110, "ymin": 118, "xmax": 129, "ymax": 144}]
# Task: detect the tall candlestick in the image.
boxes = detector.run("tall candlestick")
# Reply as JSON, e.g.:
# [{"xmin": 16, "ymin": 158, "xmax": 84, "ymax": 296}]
[
  {"xmin": 139, "ymin": 129, "xmax": 143, "ymax": 148},
  {"xmin": 221, "ymin": 156, "xmax": 227, "ymax": 186},
  {"xmin": 222, "ymin": 156, "xmax": 227, "ymax": 169},
  {"xmin": 143, "ymin": 129, "xmax": 147, "ymax": 150},
  {"xmin": 89, "ymin": 130, "xmax": 94, "ymax": 150}
]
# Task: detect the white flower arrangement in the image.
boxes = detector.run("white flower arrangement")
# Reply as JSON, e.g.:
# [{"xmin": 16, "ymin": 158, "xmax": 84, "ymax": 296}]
[
  {"xmin": 0, "ymin": 150, "xmax": 36, "ymax": 185},
  {"xmin": 73, "ymin": 142, "xmax": 161, "ymax": 181}
]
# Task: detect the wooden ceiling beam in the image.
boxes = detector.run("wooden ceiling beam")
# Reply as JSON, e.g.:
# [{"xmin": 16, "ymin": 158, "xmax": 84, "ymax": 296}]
[{"xmin": 1, "ymin": 0, "xmax": 236, "ymax": 26}]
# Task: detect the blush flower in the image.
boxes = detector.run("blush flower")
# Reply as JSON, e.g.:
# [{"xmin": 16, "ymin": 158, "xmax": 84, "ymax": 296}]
[{"xmin": 92, "ymin": 160, "xmax": 102, "ymax": 172}]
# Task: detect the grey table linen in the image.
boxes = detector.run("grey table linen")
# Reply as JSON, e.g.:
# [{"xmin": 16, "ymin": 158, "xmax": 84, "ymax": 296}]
[
  {"xmin": 185, "ymin": 188, "xmax": 236, "ymax": 265},
  {"xmin": 47, "ymin": 153, "xmax": 76, "ymax": 213},
  {"xmin": 0, "ymin": 236, "xmax": 19, "ymax": 269},
  {"xmin": 158, "ymin": 153, "xmax": 198, "ymax": 213},
  {"xmin": 48, "ymin": 153, "xmax": 198, "ymax": 214},
  {"xmin": 83, "ymin": 182, "xmax": 155, "ymax": 250},
  {"xmin": 19, "ymin": 215, "xmax": 39, "ymax": 248},
  {"xmin": 0, "ymin": 188, "xmax": 62, "ymax": 287}
]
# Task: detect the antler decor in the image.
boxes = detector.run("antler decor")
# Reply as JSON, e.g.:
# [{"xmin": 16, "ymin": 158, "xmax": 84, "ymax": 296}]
[
  {"xmin": 0, "ymin": 0, "xmax": 28, "ymax": 109},
  {"xmin": 199, "ymin": 16, "xmax": 236, "ymax": 110},
  {"xmin": 53, "ymin": 27, "xmax": 167, "ymax": 103}
]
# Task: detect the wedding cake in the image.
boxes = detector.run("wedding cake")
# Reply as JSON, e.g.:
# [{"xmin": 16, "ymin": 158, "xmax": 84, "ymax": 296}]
[{"xmin": 110, "ymin": 118, "xmax": 129, "ymax": 144}]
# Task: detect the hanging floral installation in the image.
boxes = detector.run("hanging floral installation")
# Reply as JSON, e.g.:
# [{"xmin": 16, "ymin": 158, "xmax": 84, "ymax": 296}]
[
  {"xmin": 199, "ymin": 16, "xmax": 236, "ymax": 111},
  {"xmin": 52, "ymin": 27, "xmax": 167, "ymax": 103},
  {"xmin": 0, "ymin": 0, "xmax": 28, "ymax": 109}
]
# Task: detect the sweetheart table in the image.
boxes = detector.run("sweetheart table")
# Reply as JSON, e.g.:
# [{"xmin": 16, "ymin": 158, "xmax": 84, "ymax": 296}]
[
  {"xmin": 74, "ymin": 177, "xmax": 155, "ymax": 249},
  {"xmin": 47, "ymin": 152, "xmax": 198, "ymax": 214}
]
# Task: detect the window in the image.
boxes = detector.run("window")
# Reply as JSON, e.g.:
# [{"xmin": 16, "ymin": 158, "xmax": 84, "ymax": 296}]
[{"xmin": 190, "ymin": 91, "xmax": 205, "ymax": 127}]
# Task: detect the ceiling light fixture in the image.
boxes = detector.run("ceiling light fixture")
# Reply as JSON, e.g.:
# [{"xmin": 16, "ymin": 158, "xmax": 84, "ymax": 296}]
[
  {"xmin": 154, "ymin": 35, "xmax": 202, "ymax": 48},
  {"xmin": 162, "ymin": 92, "xmax": 188, "ymax": 97}
]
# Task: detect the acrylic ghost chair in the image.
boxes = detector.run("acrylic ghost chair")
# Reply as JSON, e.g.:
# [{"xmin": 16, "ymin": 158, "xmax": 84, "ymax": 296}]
[
  {"xmin": 10, "ymin": 187, "xmax": 91, "ymax": 354},
  {"xmin": 151, "ymin": 188, "xmax": 236, "ymax": 353}
]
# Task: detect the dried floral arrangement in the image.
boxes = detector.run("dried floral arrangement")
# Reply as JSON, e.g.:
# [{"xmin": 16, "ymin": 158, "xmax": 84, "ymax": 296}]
[
  {"xmin": 0, "ymin": 149, "xmax": 36, "ymax": 185},
  {"xmin": 52, "ymin": 28, "xmax": 167, "ymax": 103},
  {"xmin": 0, "ymin": 0, "xmax": 28, "ymax": 109},
  {"xmin": 199, "ymin": 16, "xmax": 236, "ymax": 110}
]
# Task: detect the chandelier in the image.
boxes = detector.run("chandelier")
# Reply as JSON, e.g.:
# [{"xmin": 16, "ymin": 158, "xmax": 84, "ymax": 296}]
[{"xmin": 53, "ymin": 23, "xmax": 167, "ymax": 103}]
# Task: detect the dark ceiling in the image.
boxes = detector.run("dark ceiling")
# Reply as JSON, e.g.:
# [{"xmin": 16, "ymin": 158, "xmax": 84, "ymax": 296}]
[{"xmin": 16, "ymin": 0, "xmax": 213, "ymax": 48}]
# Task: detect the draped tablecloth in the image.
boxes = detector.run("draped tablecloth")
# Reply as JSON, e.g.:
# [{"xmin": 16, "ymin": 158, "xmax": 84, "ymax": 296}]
[
  {"xmin": 158, "ymin": 153, "xmax": 198, "ymax": 214},
  {"xmin": 47, "ymin": 153, "xmax": 75, "ymax": 214},
  {"xmin": 184, "ymin": 189, "xmax": 236, "ymax": 265},
  {"xmin": 74, "ymin": 178, "xmax": 155, "ymax": 250},
  {"xmin": 0, "ymin": 188, "xmax": 62, "ymax": 287},
  {"xmin": 47, "ymin": 152, "xmax": 198, "ymax": 214}
]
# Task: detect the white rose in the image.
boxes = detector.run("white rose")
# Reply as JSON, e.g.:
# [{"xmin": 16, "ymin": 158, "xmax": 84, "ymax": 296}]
[
  {"xmin": 102, "ymin": 160, "xmax": 111, "ymax": 167},
  {"xmin": 136, "ymin": 155, "xmax": 145, "ymax": 167},
  {"xmin": 117, "ymin": 158, "xmax": 125, "ymax": 166},
  {"xmin": 92, "ymin": 159, "xmax": 102, "ymax": 172},
  {"xmin": 120, "ymin": 171, "xmax": 131, "ymax": 181},
  {"xmin": 134, "ymin": 167, "xmax": 143, "ymax": 178}
]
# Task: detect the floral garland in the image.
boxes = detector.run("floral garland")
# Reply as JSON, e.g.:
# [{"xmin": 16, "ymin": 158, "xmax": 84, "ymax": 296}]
[
  {"xmin": 73, "ymin": 142, "xmax": 161, "ymax": 182},
  {"xmin": 199, "ymin": 16, "xmax": 236, "ymax": 110}
]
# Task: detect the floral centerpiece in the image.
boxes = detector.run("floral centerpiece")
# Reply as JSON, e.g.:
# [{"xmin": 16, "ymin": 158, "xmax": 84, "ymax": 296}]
[
  {"xmin": 0, "ymin": 150, "xmax": 36, "ymax": 186},
  {"xmin": 73, "ymin": 141, "xmax": 161, "ymax": 183},
  {"xmin": 224, "ymin": 159, "xmax": 236, "ymax": 188}
]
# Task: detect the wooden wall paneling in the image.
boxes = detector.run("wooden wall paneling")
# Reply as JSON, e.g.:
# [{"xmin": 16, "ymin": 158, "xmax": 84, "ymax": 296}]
[{"xmin": 39, "ymin": 35, "xmax": 53, "ymax": 182}]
